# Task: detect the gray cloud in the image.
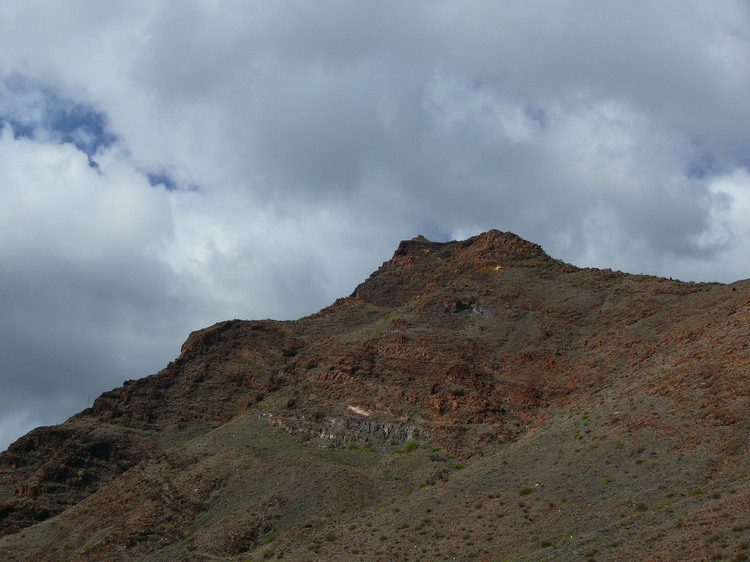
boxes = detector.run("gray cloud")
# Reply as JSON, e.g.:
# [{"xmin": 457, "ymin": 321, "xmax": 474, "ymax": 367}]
[{"xmin": 0, "ymin": 1, "xmax": 749, "ymax": 449}]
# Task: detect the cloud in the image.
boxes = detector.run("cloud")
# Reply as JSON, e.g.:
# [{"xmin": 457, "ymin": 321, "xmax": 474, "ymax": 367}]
[
  {"xmin": 0, "ymin": 127, "xmax": 179, "ymax": 436},
  {"xmin": 0, "ymin": 1, "xmax": 749, "ymax": 449}
]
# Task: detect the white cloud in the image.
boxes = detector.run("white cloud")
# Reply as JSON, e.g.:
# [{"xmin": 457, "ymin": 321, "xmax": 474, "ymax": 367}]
[{"xmin": 0, "ymin": 1, "xmax": 750, "ymax": 449}]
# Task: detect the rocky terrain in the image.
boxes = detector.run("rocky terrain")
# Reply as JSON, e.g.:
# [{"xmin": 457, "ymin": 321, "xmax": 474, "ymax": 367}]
[{"xmin": 1, "ymin": 229, "xmax": 749, "ymax": 561}]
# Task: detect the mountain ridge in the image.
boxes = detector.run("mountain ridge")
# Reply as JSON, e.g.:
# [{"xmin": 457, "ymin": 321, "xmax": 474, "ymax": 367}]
[{"xmin": 1, "ymin": 230, "xmax": 749, "ymax": 561}]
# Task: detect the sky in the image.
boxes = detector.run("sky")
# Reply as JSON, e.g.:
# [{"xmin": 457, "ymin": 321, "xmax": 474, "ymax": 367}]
[{"xmin": 1, "ymin": 1, "xmax": 749, "ymax": 451}]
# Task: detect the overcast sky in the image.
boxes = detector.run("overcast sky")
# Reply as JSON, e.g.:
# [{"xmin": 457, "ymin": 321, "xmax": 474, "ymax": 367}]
[{"xmin": 1, "ymin": 1, "xmax": 749, "ymax": 450}]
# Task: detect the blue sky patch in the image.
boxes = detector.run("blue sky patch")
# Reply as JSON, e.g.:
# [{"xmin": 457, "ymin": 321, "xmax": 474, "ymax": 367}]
[
  {"xmin": 0, "ymin": 116, "xmax": 35, "ymax": 139},
  {"xmin": 147, "ymin": 171, "xmax": 178, "ymax": 191},
  {"xmin": 0, "ymin": 74, "xmax": 117, "ymax": 159},
  {"xmin": 48, "ymin": 101, "xmax": 117, "ymax": 156}
]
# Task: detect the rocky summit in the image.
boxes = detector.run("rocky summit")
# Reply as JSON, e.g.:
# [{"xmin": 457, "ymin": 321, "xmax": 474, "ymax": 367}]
[{"xmin": 1, "ymin": 230, "xmax": 749, "ymax": 561}]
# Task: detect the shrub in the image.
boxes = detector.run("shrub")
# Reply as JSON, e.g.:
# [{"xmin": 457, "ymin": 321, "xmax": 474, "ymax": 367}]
[
  {"xmin": 393, "ymin": 440, "xmax": 420, "ymax": 454},
  {"xmin": 403, "ymin": 441, "xmax": 420, "ymax": 453},
  {"xmin": 519, "ymin": 486, "xmax": 534, "ymax": 496}
]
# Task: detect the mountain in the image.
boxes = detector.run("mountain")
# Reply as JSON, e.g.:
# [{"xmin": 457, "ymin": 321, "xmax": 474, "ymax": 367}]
[{"xmin": 1, "ymin": 230, "xmax": 749, "ymax": 561}]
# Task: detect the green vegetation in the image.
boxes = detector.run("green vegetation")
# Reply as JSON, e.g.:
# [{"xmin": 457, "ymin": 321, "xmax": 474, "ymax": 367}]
[
  {"xmin": 347, "ymin": 441, "xmax": 375, "ymax": 452},
  {"xmin": 392, "ymin": 440, "xmax": 420, "ymax": 454}
]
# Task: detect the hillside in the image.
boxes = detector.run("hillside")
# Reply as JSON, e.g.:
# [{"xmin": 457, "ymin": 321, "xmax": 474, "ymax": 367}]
[{"xmin": 1, "ymin": 230, "xmax": 749, "ymax": 561}]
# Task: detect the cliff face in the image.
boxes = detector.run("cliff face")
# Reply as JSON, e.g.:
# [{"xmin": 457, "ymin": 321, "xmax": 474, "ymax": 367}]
[{"xmin": 1, "ymin": 230, "xmax": 749, "ymax": 561}]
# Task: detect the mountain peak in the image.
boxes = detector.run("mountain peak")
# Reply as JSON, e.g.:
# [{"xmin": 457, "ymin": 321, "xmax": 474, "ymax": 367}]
[
  {"xmin": 348, "ymin": 230, "xmax": 557, "ymax": 307},
  {"xmin": 394, "ymin": 229, "xmax": 548, "ymax": 262}
]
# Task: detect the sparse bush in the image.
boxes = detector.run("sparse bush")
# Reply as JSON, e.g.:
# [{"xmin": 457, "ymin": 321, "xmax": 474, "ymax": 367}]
[
  {"xmin": 393, "ymin": 440, "xmax": 420, "ymax": 454},
  {"xmin": 403, "ymin": 441, "xmax": 420, "ymax": 453},
  {"xmin": 519, "ymin": 486, "xmax": 534, "ymax": 496}
]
